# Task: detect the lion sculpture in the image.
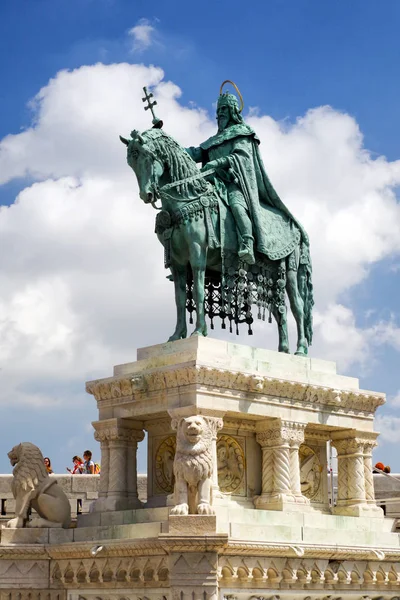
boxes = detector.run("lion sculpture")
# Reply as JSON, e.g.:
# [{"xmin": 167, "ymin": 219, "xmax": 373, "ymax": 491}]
[
  {"xmin": 171, "ymin": 416, "xmax": 215, "ymax": 516},
  {"xmin": 4, "ymin": 442, "xmax": 71, "ymax": 529}
]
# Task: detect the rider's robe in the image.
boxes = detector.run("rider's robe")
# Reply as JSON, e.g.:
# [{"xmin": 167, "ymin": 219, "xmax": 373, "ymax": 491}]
[{"xmin": 187, "ymin": 123, "xmax": 310, "ymax": 263}]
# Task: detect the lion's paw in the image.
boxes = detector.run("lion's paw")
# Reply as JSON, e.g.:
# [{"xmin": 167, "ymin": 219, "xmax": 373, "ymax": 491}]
[
  {"xmin": 170, "ymin": 503, "xmax": 189, "ymax": 516},
  {"xmin": 197, "ymin": 503, "xmax": 215, "ymax": 516},
  {"xmin": 5, "ymin": 517, "xmax": 23, "ymax": 529}
]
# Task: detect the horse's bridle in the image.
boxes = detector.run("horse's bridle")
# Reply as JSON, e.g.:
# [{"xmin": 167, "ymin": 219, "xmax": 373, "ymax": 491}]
[{"xmin": 147, "ymin": 156, "xmax": 163, "ymax": 210}]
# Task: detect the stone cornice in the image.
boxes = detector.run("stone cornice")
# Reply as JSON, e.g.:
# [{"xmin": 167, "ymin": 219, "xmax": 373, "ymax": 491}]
[
  {"xmin": 46, "ymin": 538, "xmax": 167, "ymax": 560},
  {"xmin": 86, "ymin": 365, "xmax": 385, "ymax": 416},
  {"xmin": 2, "ymin": 537, "xmax": 400, "ymax": 563},
  {"xmin": 222, "ymin": 541, "xmax": 399, "ymax": 561},
  {"xmin": 158, "ymin": 533, "xmax": 229, "ymax": 554},
  {"xmin": 0, "ymin": 545, "xmax": 48, "ymax": 560}
]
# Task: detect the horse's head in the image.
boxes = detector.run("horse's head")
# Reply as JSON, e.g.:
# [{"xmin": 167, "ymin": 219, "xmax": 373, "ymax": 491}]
[{"xmin": 120, "ymin": 129, "xmax": 164, "ymax": 205}]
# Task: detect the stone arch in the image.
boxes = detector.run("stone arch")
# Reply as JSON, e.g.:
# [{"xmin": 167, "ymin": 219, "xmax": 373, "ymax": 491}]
[
  {"xmin": 102, "ymin": 565, "xmax": 114, "ymax": 583},
  {"xmin": 143, "ymin": 567, "xmax": 154, "ymax": 582},
  {"xmin": 116, "ymin": 568, "xmax": 128, "ymax": 583},
  {"xmin": 130, "ymin": 567, "xmax": 141, "ymax": 582},
  {"xmin": 267, "ymin": 567, "xmax": 280, "ymax": 583},
  {"xmin": 237, "ymin": 566, "xmax": 249, "ymax": 581},
  {"xmin": 158, "ymin": 567, "xmax": 169, "ymax": 582},
  {"xmin": 76, "ymin": 564, "xmax": 87, "ymax": 584},
  {"xmin": 252, "ymin": 567, "xmax": 264, "ymax": 581},
  {"xmin": 64, "ymin": 565, "xmax": 74, "ymax": 584}
]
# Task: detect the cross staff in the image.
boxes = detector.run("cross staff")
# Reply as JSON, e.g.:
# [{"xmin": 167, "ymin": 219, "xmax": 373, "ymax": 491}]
[{"xmin": 142, "ymin": 86, "xmax": 163, "ymax": 128}]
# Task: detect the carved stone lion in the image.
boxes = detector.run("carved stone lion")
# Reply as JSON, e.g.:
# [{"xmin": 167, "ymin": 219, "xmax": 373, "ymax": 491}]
[
  {"xmin": 4, "ymin": 442, "xmax": 71, "ymax": 529},
  {"xmin": 171, "ymin": 416, "xmax": 214, "ymax": 515}
]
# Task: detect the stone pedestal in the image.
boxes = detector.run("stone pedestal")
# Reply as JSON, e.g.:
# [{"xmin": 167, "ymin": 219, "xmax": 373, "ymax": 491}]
[
  {"xmin": 2, "ymin": 338, "xmax": 393, "ymax": 600},
  {"xmin": 85, "ymin": 337, "xmax": 385, "ymax": 517}
]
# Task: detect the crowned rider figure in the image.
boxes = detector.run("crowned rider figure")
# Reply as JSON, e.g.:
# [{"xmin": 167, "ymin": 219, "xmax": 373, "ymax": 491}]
[{"xmin": 186, "ymin": 81, "xmax": 309, "ymax": 266}]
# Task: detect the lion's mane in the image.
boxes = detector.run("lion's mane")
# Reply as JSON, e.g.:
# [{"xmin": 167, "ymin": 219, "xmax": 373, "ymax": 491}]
[
  {"xmin": 9, "ymin": 442, "xmax": 49, "ymax": 497},
  {"xmin": 174, "ymin": 417, "xmax": 213, "ymax": 484}
]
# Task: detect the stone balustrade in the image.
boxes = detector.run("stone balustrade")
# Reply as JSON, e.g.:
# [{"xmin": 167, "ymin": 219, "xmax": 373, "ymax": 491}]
[{"xmin": 0, "ymin": 473, "xmax": 147, "ymax": 523}]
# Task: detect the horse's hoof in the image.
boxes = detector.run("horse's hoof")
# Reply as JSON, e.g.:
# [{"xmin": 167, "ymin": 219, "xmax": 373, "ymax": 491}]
[
  {"xmin": 190, "ymin": 329, "xmax": 208, "ymax": 338},
  {"xmin": 168, "ymin": 332, "xmax": 187, "ymax": 342},
  {"xmin": 295, "ymin": 348, "xmax": 308, "ymax": 357},
  {"xmin": 279, "ymin": 346, "xmax": 290, "ymax": 354}
]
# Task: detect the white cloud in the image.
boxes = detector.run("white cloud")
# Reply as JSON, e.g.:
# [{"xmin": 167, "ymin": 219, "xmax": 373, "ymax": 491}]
[
  {"xmin": 0, "ymin": 61, "xmax": 399, "ymax": 420},
  {"xmin": 128, "ymin": 19, "xmax": 156, "ymax": 52},
  {"xmin": 389, "ymin": 390, "xmax": 400, "ymax": 408},
  {"xmin": 376, "ymin": 415, "xmax": 400, "ymax": 444}
]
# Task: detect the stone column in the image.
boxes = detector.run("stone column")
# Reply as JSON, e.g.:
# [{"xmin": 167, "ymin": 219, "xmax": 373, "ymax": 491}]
[
  {"xmin": 289, "ymin": 423, "xmax": 309, "ymax": 504},
  {"xmin": 92, "ymin": 418, "xmax": 144, "ymax": 512},
  {"xmin": 331, "ymin": 431, "xmax": 383, "ymax": 517},
  {"xmin": 254, "ymin": 419, "xmax": 309, "ymax": 511},
  {"xmin": 93, "ymin": 430, "xmax": 110, "ymax": 500},
  {"xmin": 126, "ymin": 429, "xmax": 145, "ymax": 506}
]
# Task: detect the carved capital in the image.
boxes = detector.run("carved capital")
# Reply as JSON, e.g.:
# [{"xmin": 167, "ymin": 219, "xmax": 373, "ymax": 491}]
[
  {"xmin": 331, "ymin": 431, "xmax": 379, "ymax": 457},
  {"xmin": 256, "ymin": 419, "xmax": 306, "ymax": 448},
  {"xmin": 92, "ymin": 418, "xmax": 144, "ymax": 445}
]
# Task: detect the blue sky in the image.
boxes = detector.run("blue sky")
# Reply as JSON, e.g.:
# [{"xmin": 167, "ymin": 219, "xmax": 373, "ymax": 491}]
[{"xmin": 0, "ymin": 0, "xmax": 400, "ymax": 473}]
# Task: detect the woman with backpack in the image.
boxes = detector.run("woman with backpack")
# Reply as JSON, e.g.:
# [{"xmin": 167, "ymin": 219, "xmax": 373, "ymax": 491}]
[{"xmin": 82, "ymin": 450, "xmax": 100, "ymax": 474}]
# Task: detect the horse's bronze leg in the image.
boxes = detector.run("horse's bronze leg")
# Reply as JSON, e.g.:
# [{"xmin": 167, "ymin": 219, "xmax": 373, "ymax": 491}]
[
  {"xmin": 168, "ymin": 262, "xmax": 188, "ymax": 342},
  {"xmin": 286, "ymin": 268, "xmax": 308, "ymax": 356},
  {"xmin": 271, "ymin": 304, "xmax": 289, "ymax": 354},
  {"xmin": 189, "ymin": 243, "xmax": 207, "ymax": 337}
]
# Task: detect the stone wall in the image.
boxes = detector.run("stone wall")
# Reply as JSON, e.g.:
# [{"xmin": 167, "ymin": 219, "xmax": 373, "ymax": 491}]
[
  {"xmin": 0, "ymin": 473, "xmax": 147, "ymax": 523},
  {"xmin": 373, "ymin": 472, "xmax": 400, "ymax": 518}
]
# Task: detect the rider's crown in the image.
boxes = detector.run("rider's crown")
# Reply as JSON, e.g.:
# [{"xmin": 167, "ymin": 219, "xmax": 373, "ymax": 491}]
[{"xmin": 217, "ymin": 92, "xmax": 239, "ymax": 112}]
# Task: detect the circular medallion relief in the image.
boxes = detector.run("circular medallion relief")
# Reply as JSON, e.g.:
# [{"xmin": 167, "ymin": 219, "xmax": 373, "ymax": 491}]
[
  {"xmin": 155, "ymin": 435, "xmax": 176, "ymax": 493},
  {"xmin": 299, "ymin": 444, "xmax": 322, "ymax": 500},
  {"xmin": 217, "ymin": 434, "xmax": 245, "ymax": 494}
]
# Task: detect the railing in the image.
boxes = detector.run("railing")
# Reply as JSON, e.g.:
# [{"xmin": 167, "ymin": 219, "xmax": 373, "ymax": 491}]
[{"xmin": 0, "ymin": 474, "xmax": 147, "ymax": 522}]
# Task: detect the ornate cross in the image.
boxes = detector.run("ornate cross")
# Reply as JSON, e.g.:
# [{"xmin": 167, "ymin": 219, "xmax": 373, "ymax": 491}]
[{"xmin": 142, "ymin": 86, "xmax": 163, "ymax": 128}]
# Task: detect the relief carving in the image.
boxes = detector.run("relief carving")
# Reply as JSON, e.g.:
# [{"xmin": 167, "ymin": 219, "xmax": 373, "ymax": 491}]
[
  {"xmin": 155, "ymin": 435, "xmax": 176, "ymax": 494},
  {"xmin": 299, "ymin": 445, "xmax": 322, "ymax": 501},
  {"xmin": 217, "ymin": 435, "xmax": 245, "ymax": 494}
]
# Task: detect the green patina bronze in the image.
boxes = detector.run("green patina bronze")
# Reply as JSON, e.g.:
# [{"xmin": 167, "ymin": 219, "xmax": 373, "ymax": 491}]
[{"xmin": 120, "ymin": 83, "xmax": 314, "ymax": 355}]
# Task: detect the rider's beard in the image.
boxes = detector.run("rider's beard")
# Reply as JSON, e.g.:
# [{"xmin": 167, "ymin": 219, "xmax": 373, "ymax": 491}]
[{"xmin": 217, "ymin": 117, "xmax": 230, "ymax": 133}]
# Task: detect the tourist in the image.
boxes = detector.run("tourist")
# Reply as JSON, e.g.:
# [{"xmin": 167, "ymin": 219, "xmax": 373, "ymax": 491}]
[
  {"xmin": 82, "ymin": 450, "xmax": 95, "ymax": 474},
  {"xmin": 66, "ymin": 455, "xmax": 84, "ymax": 474},
  {"xmin": 44, "ymin": 457, "xmax": 53, "ymax": 474}
]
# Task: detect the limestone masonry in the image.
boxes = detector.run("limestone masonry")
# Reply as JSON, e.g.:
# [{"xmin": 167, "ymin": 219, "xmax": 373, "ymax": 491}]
[{"xmin": 1, "ymin": 338, "xmax": 399, "ymax": 600}]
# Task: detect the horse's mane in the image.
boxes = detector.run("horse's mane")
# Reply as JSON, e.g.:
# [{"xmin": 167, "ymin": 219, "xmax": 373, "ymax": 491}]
[{"xmin": 143, "ymin": 129, "xmax": 209, "ymax": 196}]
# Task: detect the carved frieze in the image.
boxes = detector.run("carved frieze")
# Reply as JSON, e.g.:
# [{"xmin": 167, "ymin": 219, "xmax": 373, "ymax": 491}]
[{"xmin": 86, "ymin": 366, "xmax": 385, "ymax": 416}]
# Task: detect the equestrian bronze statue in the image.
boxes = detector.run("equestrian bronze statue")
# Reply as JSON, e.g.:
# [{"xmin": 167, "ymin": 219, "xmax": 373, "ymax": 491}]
[{"xmin": 120, "ymin": 82, "xmax": 313, "ymax": 355}]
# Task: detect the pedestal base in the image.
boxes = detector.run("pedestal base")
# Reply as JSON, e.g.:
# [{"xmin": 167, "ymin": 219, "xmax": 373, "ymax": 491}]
[
  {"xmin": 333, "ymin": 503, "xmax": 384, "ymax": 517},
  {"xmin": 92, "ymin": 496, "xmax": 143, "ymax": 512},
  {"xmin": 168, "ymin": 515, "xmax": 217, "ymax": 534},
  {"xmin": 254, "ymin": 492, "xmax": 311, "ymax": 511}
]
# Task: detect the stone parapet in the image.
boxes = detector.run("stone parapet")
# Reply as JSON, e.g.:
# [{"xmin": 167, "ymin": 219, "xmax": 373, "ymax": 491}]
[{"xmin": 0, "ymin": 474, "xmax": 147, "ymax": 523}]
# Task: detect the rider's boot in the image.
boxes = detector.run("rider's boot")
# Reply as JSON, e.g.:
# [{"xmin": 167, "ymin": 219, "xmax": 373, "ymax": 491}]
[
  {"xmin": 230, "ymin": 198, "xmax": 256, "ymax": 265},
  {"xmin": 238, "ymin": 234, "xmax": 255, "ymax": 265}
]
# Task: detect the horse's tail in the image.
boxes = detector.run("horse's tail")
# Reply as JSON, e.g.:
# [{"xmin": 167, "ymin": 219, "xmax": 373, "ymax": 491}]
[{"xmin": 298, "ymin": 242, "xmax": 314, "ymax": 347}]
